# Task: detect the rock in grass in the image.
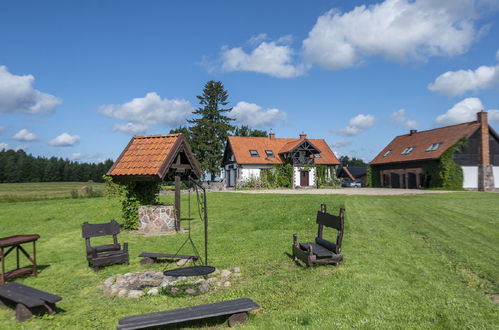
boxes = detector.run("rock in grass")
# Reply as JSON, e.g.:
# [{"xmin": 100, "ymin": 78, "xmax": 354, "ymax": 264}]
[
  {"xmin": 118, "ymin": 289, "xmax": 128, "ymax": 298},
  {"xmin": 233, "ymin": 267, "xmax": 241, "ymax": 273},
  {"xmin": 185, "ymin": 288, "xmax": 197, "ymax": 295},
  {"xmin": 110, "ymin": 287, "xmax": 119, "ymax": 296},
  {"xmin": 128, "ymin": 290, "xmax": 145, "ymax": 298},
  {"xmin": 170, "ymin": 287, "xmax": 179, "ymax": 293},
  {"xmin": 176, "ymin": 258, "xmax": 191, "ymax": 266},
  {"xmin": 221, "ymin": 269, "xmax": 231, "ymax": 277},
  {"xmin": 147, "ymin": 288, "xmax": 159, "ymax": 296},
  {"xmin": 198, "ymin": 283, "xmax": 211, "ymax": 293},
  {"xmin": 223, "ymin": 281, "xmax": 231, "ymax": 287}
]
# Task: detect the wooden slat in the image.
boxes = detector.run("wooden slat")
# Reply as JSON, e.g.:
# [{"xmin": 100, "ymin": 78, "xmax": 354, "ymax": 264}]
[
  {"xmin": 139, "ymin": 253, "xmax": 198, "ymax": 260},
  {"xmin": 118, "ymin": 298, "xmax": 259, "ymax": 329},
  {"xmin": 2, "ymin": 268, "xmax": 33, "ymax": 281},
  {"xmin": 0, "ymin": 285, "xmax": 44, "ymax": 308},
  {"xmin": 299, "ymin": 243, "xmax": 333, "ymax": 258},
  {"xmin": 1, "ymin": 282, "xmax": 61, "ymax": 304}
]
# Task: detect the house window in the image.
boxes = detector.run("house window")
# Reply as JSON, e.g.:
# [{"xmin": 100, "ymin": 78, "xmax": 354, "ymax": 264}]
[
  {"xmin": 314, "ymin": 153, "xmax": 321, "ymax": 158},
  {"xmin": 249, "ymin": 150, "xmax": 259, "ymax": 157},
  {"xmin": 383, "ymin": 150, "xmax": 392, "ymax": 157},
  {"xmin": 425, "ymin": 143, "xmax": 442, "ymax": 152},
  {"xmin": 265, "ymin": 150, "xmax": 275, "ymax": 158},
  {"xmin": 401, "ymin": 147, "xmax": 415, "ymax": 155}
]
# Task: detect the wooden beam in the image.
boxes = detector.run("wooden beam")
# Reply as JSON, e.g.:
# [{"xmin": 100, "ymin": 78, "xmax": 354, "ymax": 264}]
[{"xmin": 174, "ymin": 175, "xmax": 181, "ymax": 232}]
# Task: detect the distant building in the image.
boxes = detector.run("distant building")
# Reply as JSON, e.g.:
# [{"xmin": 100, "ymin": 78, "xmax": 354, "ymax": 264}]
[
  {"xmin": 222, "ymin": 133, "xmax": 340, "ymax": 188},
  {"xmin": 337, "ymin": 166, "xmax": 367, "ymax": 186},
  {"xmin": 370, "ymin": 111, "xmax": 499, "ymax": 191}
]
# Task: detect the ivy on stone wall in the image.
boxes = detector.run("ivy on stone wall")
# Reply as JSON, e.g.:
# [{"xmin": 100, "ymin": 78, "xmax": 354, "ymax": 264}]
[
  {"xmin": 103, "ymin": 175, "xmax": 161, "ymax": 229},
  {"xmin": 422, "ymin": 138, "xmax": 466, "ymax": 190},
  {"xmin": 316, "ymin": 165, "xmax": 342, "ymax": 188},
  {"xmin": 366, "ymin": 165, "xmax": 380, "ymax": 187},
  {"xmin": 259, "ymin": 163, "xmax": 293, "ymax": 188}
]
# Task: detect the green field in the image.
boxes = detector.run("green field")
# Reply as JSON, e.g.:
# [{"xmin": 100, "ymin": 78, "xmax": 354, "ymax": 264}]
[
  {"xmin": 0, "ymin": 182, "xmax": 105, "ymax": 202},
  {"xmin": 0, "ymin": 185, "xmax": 498, "ymax": 329}
]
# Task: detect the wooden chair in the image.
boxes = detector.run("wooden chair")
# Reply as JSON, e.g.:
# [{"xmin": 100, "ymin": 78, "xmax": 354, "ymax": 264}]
[
  {"xmin": 81, "ymin": 220, "xmax": 129, "ymax": 271},
  {"xmin": 292, "ymin": 204, "xmax": 345, "ymax": 267}
]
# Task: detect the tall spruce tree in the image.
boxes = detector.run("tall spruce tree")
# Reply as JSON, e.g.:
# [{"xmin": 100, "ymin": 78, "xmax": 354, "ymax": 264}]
[{"xmin": 188, "ymin": 81, "xmax": 234, "ymax": 181}]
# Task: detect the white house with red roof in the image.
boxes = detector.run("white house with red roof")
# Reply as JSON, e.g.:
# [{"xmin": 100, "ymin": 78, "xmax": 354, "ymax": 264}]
[{"xmin": 221, "ymin": 133, "xmax": 340, "ymax": 188}]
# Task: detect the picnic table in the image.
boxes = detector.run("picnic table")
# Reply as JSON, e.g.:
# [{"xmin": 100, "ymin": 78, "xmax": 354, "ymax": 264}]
[{"xmin": 0, "ymin": 234, "xmax": 40, "ymax": 284}]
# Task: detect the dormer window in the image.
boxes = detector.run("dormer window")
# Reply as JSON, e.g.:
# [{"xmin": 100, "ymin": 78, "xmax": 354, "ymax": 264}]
[
  {"xmin": 265, "ymin": 150, "xmax": 275, "ymax": 158},
  {"xmin": 314, "ymin": 153, "xmax": 321, "ymax": 158},
  {"xmin": 249, "ymin": 150, "xmax": 259, "ymax": 157},
  {"xmin": 401, "ymin": 147, "xmax": 415, "ymax": 155},
  {"xmin": 425, "ymin": 143, "xmax": 442, "ymax": 152},
  {"xmin": 383, "ymin": 150, "xmax": 392, "ymax": 157}
]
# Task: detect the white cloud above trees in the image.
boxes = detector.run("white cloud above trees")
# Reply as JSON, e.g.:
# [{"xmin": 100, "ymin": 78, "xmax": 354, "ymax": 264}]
[
  {"xmin": 390, "ymin": 109, "xmax": 419, "ymax": 130},
  {"xmin": 428, "ymin": 63, "xmax": 499, "ymax": 96},
  {"xmin": 12, "ymin": 129, "xmax": 38, "ymax": 142},
  {"xmin": 49, "ymin": 133, "xmax": 80, "ymax": 147},
  {"xmin": 220, "ymin": 36, "xmax": 305, "ymax": 78},
  {"xmin": 231, "ymin": 101, "xmax": 287, "ymax": 127},
  {"xmin": 338, "ymin": 114, "xmax": 376, "ymax": 136},
  {"xmin": 435, "ymin": 97, "xmax": 499, "ymax": 125},
  {"xmin": 112, "ymin": 123, "xmax": 148, "ymax": 135},
  {"xmin": 0, "ymin": 66, "xmax": 61, "ymax": 114},
  {"xmin": 0, "ymin": 142, "xmax": 9, "ymax": 150},
  {"xmin": 302, "ymin": 0, "xmax": 486, "ymax": 70},
  {"xmin": 100, "ymin": 92, "xmax": 193, "ymax": 130}
]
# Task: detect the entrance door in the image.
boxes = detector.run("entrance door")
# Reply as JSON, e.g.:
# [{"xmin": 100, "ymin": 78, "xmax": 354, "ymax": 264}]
[
  {"xmin": 390, "ymin": 173, "xmax": 400, "ymax": 188},
  {"xmin": 300, "ymin": 171, "xmax": 309, "ymax": 186},
  {"xmin": 229, "ymin": 169, "xmax": 236, "ymax": 187},
  {"xmin": 407, "ymin": 173, "xmax": 417, "ymax": 189}
]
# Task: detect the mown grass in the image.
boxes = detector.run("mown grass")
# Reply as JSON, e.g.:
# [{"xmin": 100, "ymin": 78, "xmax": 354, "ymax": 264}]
[
  {"xmin": 0, "ymin": 191, "xmax": 497, "ymax": 329},
  {"xmin": 0, "ymin": 182, "xmax": 105, "ymax": 202}
]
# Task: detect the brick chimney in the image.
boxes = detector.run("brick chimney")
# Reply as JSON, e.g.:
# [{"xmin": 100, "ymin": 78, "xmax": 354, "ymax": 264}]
[
  {"xmin": 476, "ymin": 111, "xmax": 495, "ymax": 191},
  {"xmin": 269, "ymin": 132, "xmax": 275, "ymax": 139},
  {"xmin": 477, "ymin": 111, "xmax": 490, "ymax": 165},
  {"xmin": 299, "ymin": 133, "xmax": 307, "ymax": 139},
  {"xmin": 409, "ymin": 129, "xmax": 417, "ymax": 135}
]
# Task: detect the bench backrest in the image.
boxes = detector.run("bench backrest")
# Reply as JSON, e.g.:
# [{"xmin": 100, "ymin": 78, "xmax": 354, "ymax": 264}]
[
  {"xmin": 316, "ymin": 204, "xmax": 345, "ymax": 254},
  {"xmin": 82, "ymin": 220, "xmax": 121, "ymax": 238}
]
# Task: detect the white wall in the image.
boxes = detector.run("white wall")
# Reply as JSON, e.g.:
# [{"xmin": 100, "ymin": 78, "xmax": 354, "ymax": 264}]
[
  {"xmin": 494, "ymin": 166, "xmax": 499, "ymax": 188},
  {"xmin": 239, "ymin": 165, "xmax": 273, "ymax": 182},
  {"xmin": 293, "ymin": 166, "xmax": 316, "ymax": 187},
  {"xmin": 462, "ymin": 166, "xmax": 478, "ymax": 188}
]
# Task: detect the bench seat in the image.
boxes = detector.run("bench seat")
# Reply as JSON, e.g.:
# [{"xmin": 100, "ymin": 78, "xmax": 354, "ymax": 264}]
[{"xmin": 117, "ymin": 298, "xmax": 259, "ymax": 329}]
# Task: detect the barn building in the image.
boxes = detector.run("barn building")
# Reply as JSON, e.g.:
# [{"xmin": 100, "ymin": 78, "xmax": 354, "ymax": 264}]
[
  {"xmin": 221, "ymin": 133, "xmax": 340, "ymax": 188},
  {"xmin": 370, "ymin": 111, "xmax": 499, "ymax": 191}
]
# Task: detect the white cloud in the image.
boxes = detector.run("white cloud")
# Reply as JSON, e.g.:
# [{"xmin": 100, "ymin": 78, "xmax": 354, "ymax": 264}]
[
  {"xmin": 15, "ymin": 145, "xmax": 28, "ymax": 151},
  {"xmin": 390, "ymin": 109, "xmax": 419, "ymax": 129},
  {"xmin": 303, "ymin": 0, "xmax": 483, "ymax": 70},
  {"xmin": 220, "ymin": 36, "xmax": 305, "ymax": 78},
  {"xmin": 0, "ymin": 66, "xmax": 61, "ymax": 114},
  {"xmin": 435, "ymin": 97, "xmax": 499, "ymax": 125},
  {"xmin": 0, "ymin": 142, "xmax": 9, "ymax": 150},
  {"xmin": 112, "ymin": 122, "xmax": 148, "ymax": 135},
  {"xmin": 12, "ymin": 129, "xmax": 37, "ymax": 142},
  {"xmin": 49, "ymin": 133, "xmax": 80, "ymax": 147},
  {"xmin": 100, "ymin": 92, "xmax": 193, "ymax": 128},
  {"xmin": 231, "ymin": 101, "xmax": 287, "ymax": 127},
  {"xmin": 339, "ymin": 114, "xmax": 376, "ymax": 136},
  {"xmin": 69, "ymin": 152, "xmax": 102, "ymax": 161},
  {"xmin": 331, "ymin": 141, "xmax": 352, "ymax": 148},
  {"xmin": 428, "ymin": 64, "xmax": 499, "ymax": 96}
]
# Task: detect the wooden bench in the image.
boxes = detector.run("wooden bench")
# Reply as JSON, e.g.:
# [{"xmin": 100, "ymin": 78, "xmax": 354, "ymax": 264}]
[
  {"xmin": 139, "ymin": 252, "xmax": 198, "ymax": 265},
  {"xmin": 292, "ymin": 204, "xmax": 345, "ymax": 267},
  {"xmin": 117, "ymin": 298, "xmax": 260, "ymax": 329},
  {"xmin": 0, "ymin": 282, "xmax": 62, "ymax": 322}
]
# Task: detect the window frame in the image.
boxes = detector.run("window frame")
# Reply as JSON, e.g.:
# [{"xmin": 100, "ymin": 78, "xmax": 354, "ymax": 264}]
[
  {"xmin": 401, "ymin": 146, "xmax": 415, "ymax": 155},
  {"xmin": 264, "ymin": 150, "xmax": 275, "ymax": 158},
  {"xmin": 383, "ymin": 150, "xmax": 392, "ymax": 157},
  {"xmin": 425, "ymin": 142, "xmax": 442, "ymax": 152},
  {"xmin": 249, "ymin": 150, "xmax": 259, "ymax": 157}
]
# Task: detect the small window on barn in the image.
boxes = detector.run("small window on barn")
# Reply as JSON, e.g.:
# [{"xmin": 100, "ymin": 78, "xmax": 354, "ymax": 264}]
[
  {"xmin": 401, "ymin": 146, "xmax": 415, "ymax": 155},
  {"xmin": 265, "ymin": 150, "xmax": 275, "ymax": 158},
  {"xmin": 383, "ymin": 150, "xmax": 392, "ymax": 157},
  {"xmin": 425, "ymin": 143, "xmax": 442, "ymax": 152},
  {"xmin": 249, "ymin": 150, "xmax": 259, "ymax": 157},
  {"xmin": 314, "ymin": 153, "xmax": 321, "ymax": 158}
]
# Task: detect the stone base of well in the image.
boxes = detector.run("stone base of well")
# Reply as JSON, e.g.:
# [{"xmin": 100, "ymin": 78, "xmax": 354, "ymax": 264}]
[{"xmin": 138, "ymin": 205, "xmax": 176, "ymax": 235}]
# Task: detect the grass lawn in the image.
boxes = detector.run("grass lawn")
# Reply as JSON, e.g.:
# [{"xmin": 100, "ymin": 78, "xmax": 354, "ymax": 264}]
[
  {"xmin": 0, "ymin": 190, "xmax": 498, "ymax": 329},
  {"xmin": 0, "ymin": 182, "xmax": 105, "ymax": 202}
]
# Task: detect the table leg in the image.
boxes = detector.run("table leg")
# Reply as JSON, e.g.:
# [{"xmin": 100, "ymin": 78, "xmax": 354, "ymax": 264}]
[
  {"xmin": 32, "ymin": 241, "xmax": 37, "ymax": 277},
  {"xmin": 0, "ymin": 247, "xmax": 4, "ymax": 285},
  {"xmin": 16, "ymin": 246, "xmax": 20, "ymax": 270}
]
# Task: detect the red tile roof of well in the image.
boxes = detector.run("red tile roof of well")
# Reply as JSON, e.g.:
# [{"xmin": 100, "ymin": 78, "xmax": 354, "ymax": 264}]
[
  {"xmin": 107, "ymin": 133, "xmax": 201, "ymax": 179},
  {"xmin": 370, "ymin": 121, "xmax": 480, "ymax": 165},
  {"xmin": 226, "ymin": 136, "xmax": 340, "ymax": 165}
]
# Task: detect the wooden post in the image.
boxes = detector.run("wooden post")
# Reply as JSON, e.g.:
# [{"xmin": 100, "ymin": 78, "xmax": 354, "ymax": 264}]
[
  {"xmin": 174, "ymin": 174, "xmax": 181, "ymax": 232},
  {"xmin": 1, "ymin": 247, "xmax": 4, "ymax": 285},
  {"xmin": 32, "ymin": 241, "xmax": 37, "ymax": 277}
]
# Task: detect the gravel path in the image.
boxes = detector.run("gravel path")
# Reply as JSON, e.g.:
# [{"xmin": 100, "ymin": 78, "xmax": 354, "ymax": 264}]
[{"xmin": 224, "ymin": 188, "xmax": 458, "ymax": 195}]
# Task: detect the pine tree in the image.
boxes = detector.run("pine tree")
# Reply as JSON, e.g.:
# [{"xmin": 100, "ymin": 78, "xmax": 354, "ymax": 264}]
[
  {"xmin": 233, "ymin": 125, "xmax": 268, "ymax": 137},
  {"xmin": 188, "ymin": 81, "xmax": 234, "ymax": 181}
]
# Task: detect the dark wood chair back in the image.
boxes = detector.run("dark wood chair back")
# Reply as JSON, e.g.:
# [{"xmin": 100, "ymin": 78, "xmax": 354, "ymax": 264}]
[
  {"xmin": 82, "ymin": 220, "xmax": 121, "ymax": 238},
  {"xmin": 315, "ymin": 204, "xmax": 345, "ymax": 254}
]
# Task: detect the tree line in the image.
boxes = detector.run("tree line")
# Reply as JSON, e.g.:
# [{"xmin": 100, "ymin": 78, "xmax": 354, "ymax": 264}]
[{"xmin": 0, "ymin": 149, "xmax": 114, "ymax": 183}]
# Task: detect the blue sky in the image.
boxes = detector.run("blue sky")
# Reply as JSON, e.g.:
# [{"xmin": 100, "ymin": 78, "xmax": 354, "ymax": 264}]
[{"xmin": 1, "ymin": 0, "xmax": 499, "ymax": 163}]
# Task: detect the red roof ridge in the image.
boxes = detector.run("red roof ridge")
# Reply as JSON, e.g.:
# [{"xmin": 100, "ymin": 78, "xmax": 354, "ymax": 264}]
[
  {"xmin": 395, "ymin": 121, "xmax": 478, "ymax": 138},
  {"xmin": 134, "ymin": 133, "xmax": 181, "ymax": 139}
]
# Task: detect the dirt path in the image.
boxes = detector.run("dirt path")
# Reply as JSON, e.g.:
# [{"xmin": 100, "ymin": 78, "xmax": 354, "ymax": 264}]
[{"xmin": 223, "ymin": 188, "xmax": 459, "ymax": 195}]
